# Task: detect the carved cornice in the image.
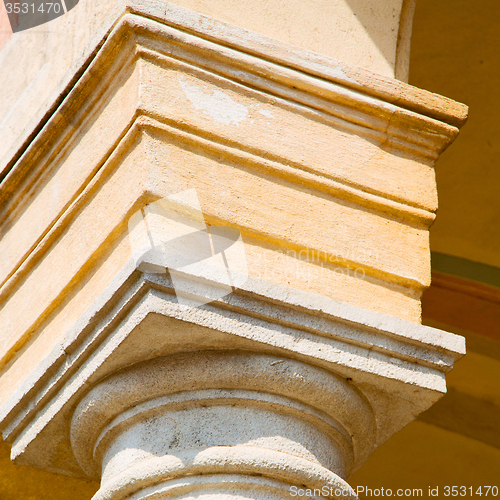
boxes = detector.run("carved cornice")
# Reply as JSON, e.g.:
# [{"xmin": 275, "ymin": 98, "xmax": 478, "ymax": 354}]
[
  {"xmin": 0, "ymin": 2, "xmax": 469, "ymax": 375},
  {"xmin": 0, "ymin": 1, "xmax": 467, "ymax": 210}
]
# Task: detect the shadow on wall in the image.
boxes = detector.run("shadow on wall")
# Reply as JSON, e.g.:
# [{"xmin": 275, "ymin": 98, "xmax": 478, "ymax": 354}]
[
  {"xmin": 344, "ymin": 0, "xmax": 416, "ymax": 79},
  {"xmin": 0, "ymin": 437, "xmax": 98, "ymax": 500}
]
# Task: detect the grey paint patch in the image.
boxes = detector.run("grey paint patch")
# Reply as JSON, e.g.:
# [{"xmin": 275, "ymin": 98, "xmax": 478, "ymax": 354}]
[
  {"xmin": 331, "ymin": 66, "xmax": 359, "ymax": 84},
  {"xmin": 178, "ymin": 77, "xmax": 248, "ymax": 126},
  {"xmin": 259, "ymin": 109, "xmax": 274, "ymax": 118}
]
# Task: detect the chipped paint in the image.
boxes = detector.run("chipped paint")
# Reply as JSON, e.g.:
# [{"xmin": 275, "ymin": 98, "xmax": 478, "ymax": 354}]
[
  {"xmin": 178, "ymin": 77, "xmax": 248, "ymax": 126},
  {"xmin": 259, "ymin": 109, "xmax": 274, "ymax": 118},
  {"xmin": 330, "ymin": 65, "xmax": 360, "ymax": 84}
]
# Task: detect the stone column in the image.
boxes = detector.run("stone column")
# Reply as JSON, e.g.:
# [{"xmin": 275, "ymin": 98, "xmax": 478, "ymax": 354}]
[
  {"xmin": 0, "ymin": 1, "xmax": 467, "ymax": 499},
  {"xmin": 71, "ymin": 352, "xmax": 367, "ymax": 500}
]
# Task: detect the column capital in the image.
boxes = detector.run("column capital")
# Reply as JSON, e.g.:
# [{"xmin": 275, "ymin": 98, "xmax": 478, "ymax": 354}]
[
  {"xmin": 0, "ymin": 266, "xmax": 464, "ymax": 481},
  {"xmin": 0, "ymin": 3, "xmax": 467, "ymax": 498}
]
